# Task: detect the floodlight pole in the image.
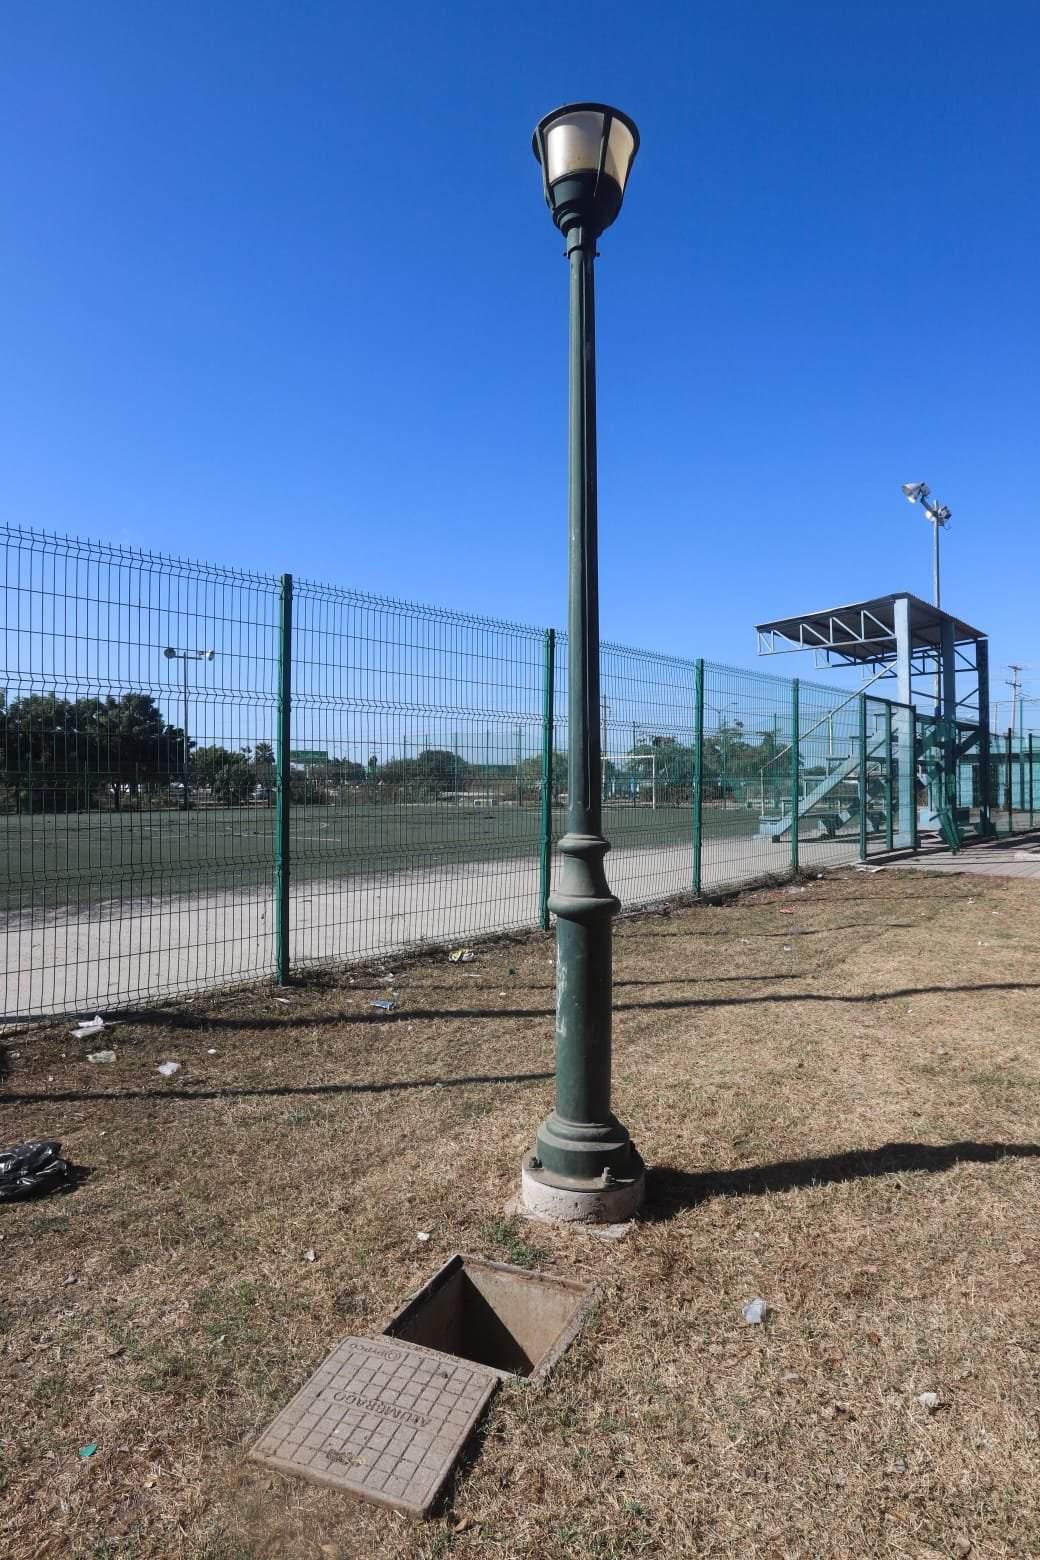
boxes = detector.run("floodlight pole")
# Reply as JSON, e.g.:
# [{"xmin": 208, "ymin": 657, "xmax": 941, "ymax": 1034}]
[{"xmin": 902, "ymin": 483, "xmax": 951, "ymax": 716}]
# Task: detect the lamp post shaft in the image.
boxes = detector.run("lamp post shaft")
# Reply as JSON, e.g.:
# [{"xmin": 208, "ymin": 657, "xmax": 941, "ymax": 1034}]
[
  {"xmin": 566, "ymin": 230, "xmax": 602, "ymax": 845},
  {"xmin": 531, "ymin": 226, "xmax": 640, "ymax": 1188},
  {"xmin": 932, "ymin": 514, "xmax": 941, "ymax": 609}
]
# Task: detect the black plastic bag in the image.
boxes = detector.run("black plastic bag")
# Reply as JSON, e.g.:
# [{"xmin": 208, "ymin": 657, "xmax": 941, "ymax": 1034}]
[{"xmin": 0, "ymin": 1140, "xmax": 73, "ymax": 1202}]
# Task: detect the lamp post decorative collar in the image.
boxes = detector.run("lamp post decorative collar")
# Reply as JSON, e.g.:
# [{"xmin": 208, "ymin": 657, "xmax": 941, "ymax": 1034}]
[{"xmin": 519, "ymin": 104, "xmax": 645, "ymax": 1225}]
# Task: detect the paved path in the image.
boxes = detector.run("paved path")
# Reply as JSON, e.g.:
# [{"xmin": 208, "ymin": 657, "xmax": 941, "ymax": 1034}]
[
  {"xmin": 3, "ymin": 832, "xmax": 862, "ymax": 1018},
  {"xmin": 873, "ymin": 831, "xmax": 1040, "ymax": 880}
]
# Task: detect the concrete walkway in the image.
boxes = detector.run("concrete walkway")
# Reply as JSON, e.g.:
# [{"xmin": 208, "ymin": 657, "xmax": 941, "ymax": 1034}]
[
  {"xmin": 873, "ymin": 830, "xmax": 1040, "ymax": 880},
  {"xmin": 3, "ymin": 832, "xmax": 861, "ymax": 1018}
]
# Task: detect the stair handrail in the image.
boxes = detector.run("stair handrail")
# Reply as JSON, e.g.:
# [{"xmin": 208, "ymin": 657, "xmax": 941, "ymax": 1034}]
[{"xmin": 757, "ymin": 668, "xmax": 891, "ymax": 803}]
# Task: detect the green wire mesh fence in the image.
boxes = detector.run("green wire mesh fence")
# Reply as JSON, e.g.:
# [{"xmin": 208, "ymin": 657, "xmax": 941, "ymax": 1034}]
[{"xmin": 2, "ymin": 522, "xmax": 1034, "ymax": 1017}]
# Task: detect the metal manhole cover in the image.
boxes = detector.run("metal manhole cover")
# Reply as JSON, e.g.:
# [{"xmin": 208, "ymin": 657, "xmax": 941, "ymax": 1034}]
[{"xmin": 248, "ymin": 1335, "xmax": 498, "ymax": 1518}]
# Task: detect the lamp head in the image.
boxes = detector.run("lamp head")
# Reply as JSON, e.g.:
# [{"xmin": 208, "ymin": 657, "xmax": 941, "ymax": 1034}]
[
  {"xmin": 163, "ymin": 647, "xmax": 177, "ymax": 659},
  {"xmin": 901, "ymin": 481, "xmax": 930, "ymax": 504},
  {"xmin": 533, "ymin": 102, "xmax": 640, "ymax": 239}
]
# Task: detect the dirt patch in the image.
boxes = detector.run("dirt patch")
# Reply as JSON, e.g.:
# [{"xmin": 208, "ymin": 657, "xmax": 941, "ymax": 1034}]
[{"xmin": 2, "ymin": 868, "xmax": 1039, "ymax": 1558}]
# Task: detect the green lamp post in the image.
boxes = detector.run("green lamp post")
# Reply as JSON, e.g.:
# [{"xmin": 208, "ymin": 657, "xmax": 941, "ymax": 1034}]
[{"xmin": 520, "ymin": 103, "xmax": 645, "ymax": 1224}]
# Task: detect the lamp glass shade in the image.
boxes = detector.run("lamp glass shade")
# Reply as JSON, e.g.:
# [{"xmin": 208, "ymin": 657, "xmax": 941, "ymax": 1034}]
[{"xmin": 540, "ymin": 108, "xmax": 637, "ymax": 193}]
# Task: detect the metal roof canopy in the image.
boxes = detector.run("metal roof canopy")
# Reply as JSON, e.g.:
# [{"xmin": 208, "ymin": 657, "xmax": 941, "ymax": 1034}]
[{"xmin": 756, "ymin": 592, "xmax": 985, "ymax": 668}]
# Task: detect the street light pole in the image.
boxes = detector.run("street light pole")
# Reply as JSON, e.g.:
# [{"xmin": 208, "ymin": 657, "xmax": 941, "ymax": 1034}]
[
  {"xmin": 521, "ymin": 103, "xmax": 644, "ymax": 1224},
  {"xmin": 163, "ymin": 646, "xmax": 215, "ymax": 812},
  {"xmin": 180, "ymin": 655, "xmax": 190, "ymax": 810}
]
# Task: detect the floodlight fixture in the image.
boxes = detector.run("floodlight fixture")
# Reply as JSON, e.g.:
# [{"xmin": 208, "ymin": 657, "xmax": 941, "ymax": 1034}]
[{"xmin": 900, "ymin": 480, "xmax": 952, "ymax": 607}]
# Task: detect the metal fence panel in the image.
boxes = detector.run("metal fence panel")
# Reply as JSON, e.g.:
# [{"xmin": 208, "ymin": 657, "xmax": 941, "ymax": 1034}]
[
  {"xmin": 286, "ymin": 580, "xmax": 548, "ymax": 968},
  {"xmin": 1, "ymin": 526, "xmax": 280, "ymax": 1015},
  {"xmin": 4, "ymin": 522, "xmax": 1036, "ymax": 1018}
]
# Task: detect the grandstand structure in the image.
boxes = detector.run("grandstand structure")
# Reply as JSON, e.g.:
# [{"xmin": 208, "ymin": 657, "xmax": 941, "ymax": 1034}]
[{"xmin": 756, "ymin": 592, "xmax": 993, "ymax": 851}]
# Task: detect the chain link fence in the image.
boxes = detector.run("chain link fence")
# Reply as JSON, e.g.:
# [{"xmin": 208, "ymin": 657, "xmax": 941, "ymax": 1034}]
[{"xmin": 1, "ymin": 523, "xmax": 1030, "ymax": 1017}]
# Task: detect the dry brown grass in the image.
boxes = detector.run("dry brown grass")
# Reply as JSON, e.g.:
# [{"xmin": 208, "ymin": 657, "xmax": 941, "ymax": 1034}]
[{"xmin": 3, "ymin": 867, "xmax": 1040, "ymax": 1560}]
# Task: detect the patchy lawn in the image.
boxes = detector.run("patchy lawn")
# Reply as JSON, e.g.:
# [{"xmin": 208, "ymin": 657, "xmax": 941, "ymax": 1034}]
[{"xmin": 2, "ymin": 867, "xmax": 1040, "ymax": 1560}]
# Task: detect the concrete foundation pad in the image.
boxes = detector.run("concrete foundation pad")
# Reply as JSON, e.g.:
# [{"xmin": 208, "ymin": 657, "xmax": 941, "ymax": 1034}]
[
  {"xmin": 504, "ymin": 1193, "xmax": 634, "ymax": 1240},
  {"xmin": 517, "ymin": 1155, "xmax": 645, "ymax": 1227}
]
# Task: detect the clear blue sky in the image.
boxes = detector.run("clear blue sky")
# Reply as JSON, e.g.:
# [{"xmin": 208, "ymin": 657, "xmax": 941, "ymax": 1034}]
[{"xmin": 3, "ymin": 1, "xmax": 1038, "ymax": 704}]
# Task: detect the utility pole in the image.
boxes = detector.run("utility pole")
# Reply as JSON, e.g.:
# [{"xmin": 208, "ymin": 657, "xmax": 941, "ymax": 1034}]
[{"xmin": 1008, "ymin": 665, "xmax": 1024, "ymax": 813}]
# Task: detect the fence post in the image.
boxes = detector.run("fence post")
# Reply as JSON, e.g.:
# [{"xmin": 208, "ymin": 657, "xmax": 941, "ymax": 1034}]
[
  {"xmin": 910, "ymin": 708, "xmax": 919, "ymax": 851},
  {"xmin": 538, "ymin": 628, "xmax": 556, "ymax": 931},
  {"xmin": 884, "ymin": 701, "xmax": 894, "ymax": 851},
  {"xmin": 790, "ymin": 678, "xmax": 799, "ymax": 875},
  {"xmin": 692, "ymin": 658, "xmax": 704, "ymax": 894},
  {"xmin": 274, "ymin": 573, "xmax": 293, "ymax": 984},
  {"xmin": 858, "ymin": 694, "xmax": 868, "ymax": 861},
  {"xmin": 1006, "ymin": 729, "xmax": 1013, "ymax": 834}
]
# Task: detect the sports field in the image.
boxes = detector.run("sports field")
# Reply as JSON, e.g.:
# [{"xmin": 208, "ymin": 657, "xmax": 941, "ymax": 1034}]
[
  {"xmin": 1, "ymin": 802, "xmax": 864, "ymax": 1016},
  {"xmin": 0, "ymin": 800, "xmax": 773, "ymax": 913}
]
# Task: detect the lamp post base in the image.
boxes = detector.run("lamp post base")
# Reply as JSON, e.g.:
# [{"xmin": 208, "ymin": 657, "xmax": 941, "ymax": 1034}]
[{"xmin": 518, "ymin": 1150, "xmax": 645, "ymax": 1225}]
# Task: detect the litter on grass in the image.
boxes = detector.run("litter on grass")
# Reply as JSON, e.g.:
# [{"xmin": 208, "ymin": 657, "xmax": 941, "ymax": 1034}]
[
  {"xmin": 72, "ymin": 1015, "xmax": 105, "ymax": 1040},
  {"xmin": 87, "ymin": 1050, "xmax": 116, "ymax": 1065},
  {"xmin": 448, "ymin": 948, "xmax": 476, "ymax": 963},
  {"xmin": 0, "ymin": 1140, "xmax": 73, "ymax": 1202},
  {"xmin": 741, "ymin": 1298, "xmax": 769, "ymax": 1325},
  {"xmin": 157, "ymin": 1061, "xmax": 181, "ymax": 1078},
  {"xmin": 371, "ymin": 999, "xmax": 397, "ymax": 1013}
]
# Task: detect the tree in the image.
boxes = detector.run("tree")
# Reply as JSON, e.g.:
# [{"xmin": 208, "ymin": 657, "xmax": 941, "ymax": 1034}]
[
  {"xmin": 1, "ymin": 690, "xmax": 183, "ymax": 812},
  {"xmin": 1, "ymin": 693, "xmax": 92, "ymax": 812},
  {"xmin": 210, "ymin": 761, "xmax": 256, "ymax": 805},
  {"xmin": 414, "ymin": 748, "xmax": 466, "ymax": 798},
  {"xmin": 518, "ymin": 751, "xmax": 568, "ymax": 800},
  {"xmin": 190, "ymin": 746, "xmax": 251, "ymax": 791},
  {"xmin": 252, "ymin": 741, "xmax": 276, "ymax": 802},
  {"xmin": 91, "ymin": 693, "xmax": 184, "ymax": 807},
  {"xmin": 324, "ymin": 758, "xmax": 366, "ymax": 787}
]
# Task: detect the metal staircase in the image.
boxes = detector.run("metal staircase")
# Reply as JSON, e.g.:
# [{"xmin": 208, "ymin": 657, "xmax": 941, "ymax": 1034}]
[{"xmin": 759, "ymin": 731, "xmax": 887, "ymax": 840}]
